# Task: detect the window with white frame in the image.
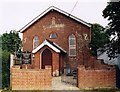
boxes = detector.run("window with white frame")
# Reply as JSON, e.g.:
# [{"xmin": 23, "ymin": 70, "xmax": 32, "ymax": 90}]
[
  {"xmin": 33, "ymin": 36, "xmax": 39, "ymax": 49},
  {"xmin": 69, "ymin": 34, "xmax": 76, "ymax": 56}
]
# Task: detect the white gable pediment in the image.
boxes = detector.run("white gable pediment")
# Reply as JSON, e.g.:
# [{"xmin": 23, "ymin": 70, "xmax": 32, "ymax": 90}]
[{"xmin": 32, "ymin": 40, "xmax": 66, "ymax": 54}]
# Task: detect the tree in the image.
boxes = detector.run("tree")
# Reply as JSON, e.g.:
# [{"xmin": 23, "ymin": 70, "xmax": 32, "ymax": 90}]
[
  {"xmin": 90, "ymin": 23, "xmax": 109, "ymax": 56},
  {"xmin": 0, "ymin": 31, "xmax": 21, "ymax": 88},
  {"xmin": 1, "ymin": 30, "xmax": 21, "ymax": 54},
  {"xmin": 103, "ymin": 2, "xmax": 120, "ymax": 58}
]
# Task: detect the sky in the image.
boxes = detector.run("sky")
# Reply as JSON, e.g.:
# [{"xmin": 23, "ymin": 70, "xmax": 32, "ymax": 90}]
[{"xmin": 0, "ymin": 0, "xmax": 109, "ymax": 35}]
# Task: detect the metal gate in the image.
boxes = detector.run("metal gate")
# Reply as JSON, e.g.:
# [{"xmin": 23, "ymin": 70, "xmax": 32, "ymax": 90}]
[{"xmin": 61, "ymin": 67, "xmax": 78, "ymax": 86}]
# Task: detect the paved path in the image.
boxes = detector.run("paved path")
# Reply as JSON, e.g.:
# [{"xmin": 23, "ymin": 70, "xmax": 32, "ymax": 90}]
[{"xmin": 52, "ymin": 76, "xmax": 79, "ymax": 90}]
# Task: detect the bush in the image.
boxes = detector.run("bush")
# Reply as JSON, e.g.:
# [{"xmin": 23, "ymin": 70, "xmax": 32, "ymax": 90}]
[{"xmin": 2, "ymin": 50, "xmax": 10, "ymax": 88}]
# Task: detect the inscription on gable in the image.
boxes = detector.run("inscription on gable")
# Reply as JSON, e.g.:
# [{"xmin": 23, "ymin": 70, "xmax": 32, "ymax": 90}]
[
  {"xmin": 43, "ymin": 17, "xmax": 65, "ymax": 30},
  {"xmin": 83, "ymin": 33, "xmax": 88, "ymax": 40}
]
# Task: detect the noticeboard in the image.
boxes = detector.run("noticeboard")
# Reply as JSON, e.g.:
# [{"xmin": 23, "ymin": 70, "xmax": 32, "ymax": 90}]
[{"xmin": 22, "ymin": 51, "xmax": 31, "ymax": 64}]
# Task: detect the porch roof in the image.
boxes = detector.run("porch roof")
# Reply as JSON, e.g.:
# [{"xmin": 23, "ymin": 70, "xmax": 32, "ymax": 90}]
[{"xmin": 32, "ymin": 40, "xmax": 66, "ymax": 54}]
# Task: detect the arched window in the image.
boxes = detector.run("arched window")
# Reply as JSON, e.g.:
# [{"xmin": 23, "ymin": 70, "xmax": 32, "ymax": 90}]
[
  {"xmin": 50, "ymin": 32, "xmax": 57, "ymax": 39},
  {"xmin": 69, "ymin": 34, "xmax": 76, "ymax": 56},
  {"xmin": 33, "ymin": 36, "xmax": 39, "ymax": 49}
]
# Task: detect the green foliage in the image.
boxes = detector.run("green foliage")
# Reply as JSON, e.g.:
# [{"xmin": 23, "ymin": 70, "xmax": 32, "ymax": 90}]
[
  {"xmin": 0, "ymin": 30, "xmax": 21, "ymax": 89},
  {"xmin": 1, "ymin": 30, "xmax": 21, "ymax": 54},
  {"xmin": 103, "ymin": 2, "xmax": 120, "ymax": 58},
  {"xmin": 0, "ymin": 48, "xmax": 2, "ymax": 89},
  {"xmin": 1, "ymin": 50, "xmax": 10, "ymax": 88},
  {"xmin": 90, "ymin": 23, "xmax": 109, "ymax": 56}
]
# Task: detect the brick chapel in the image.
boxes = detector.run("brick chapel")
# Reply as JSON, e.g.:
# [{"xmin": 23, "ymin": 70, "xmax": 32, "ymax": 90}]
[
  {"xmin": 11, "ymin": 6, "xmax": 116, "ymax": 90},
  {"xmin": 20, "ymin": 6, "xmax": 91, "ymax": 76},
  {"xmin": 19, "ymin": 6, "xmax": 115, "ymax": 76}
]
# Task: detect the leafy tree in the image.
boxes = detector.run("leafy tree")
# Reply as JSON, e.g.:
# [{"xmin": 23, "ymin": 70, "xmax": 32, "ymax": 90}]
[
  {"xmin": 2, "ymin": 30, "xmax": 21, "ymax": 54},
  {"xmin": 90, "ymin": 23, "xmax": 109, "ymax": 56},
  {"xmin": 0, "ymin": 31, "xmax": 21, "ymax": 88},
  {"xmin": 103, "ymin": 2, "xmax": 120, "ymax": 58}
]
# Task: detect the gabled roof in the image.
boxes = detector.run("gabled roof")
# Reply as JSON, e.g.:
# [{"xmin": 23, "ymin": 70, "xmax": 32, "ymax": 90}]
[
  {"xmin": 19, "ymin": 6, "xmax": 91, "ymax": 33},
  {"xmin": 32, "ymin": 40, "xmax": 66, "ymax": 54}
]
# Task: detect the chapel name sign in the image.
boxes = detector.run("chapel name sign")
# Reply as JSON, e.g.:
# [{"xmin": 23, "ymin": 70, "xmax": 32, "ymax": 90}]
[
  {"xmin": 43, "ymin": 17, "xmax": 65, "ymax": 30},
  {"xmin": 22, "ymin": 52, "xmax": 31, "ymax": 64}
]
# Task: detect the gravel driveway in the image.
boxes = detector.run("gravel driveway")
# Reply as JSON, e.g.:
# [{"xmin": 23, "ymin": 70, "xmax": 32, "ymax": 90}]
[{"xmin": 52, "ymin": 76, "xmax": 79, "ymax": 90}]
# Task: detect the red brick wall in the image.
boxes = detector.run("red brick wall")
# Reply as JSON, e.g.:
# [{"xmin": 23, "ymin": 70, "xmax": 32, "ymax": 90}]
[
  {"xmin": 11, "ymin": 65, "xmax": 52, "ymax": 90},
  {"xmin": 77, "ymin": 65, "xmax": 116, "ymax": 88},
  {"xmin": 22, "ymin": 10, "xmax": 91, "ymax": 67},
  {"xmin": 52, "ymin": 51, "xmax": 59, "ymax": 75},
  {"xmin": 87, "ymin": 56, "xmax": 111, "ymax": 70}
]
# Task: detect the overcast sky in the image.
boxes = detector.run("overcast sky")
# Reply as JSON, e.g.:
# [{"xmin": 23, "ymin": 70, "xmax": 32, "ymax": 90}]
[{"xmin": 0, "ymin": 0, "xmax": 109, "ymax": 35}]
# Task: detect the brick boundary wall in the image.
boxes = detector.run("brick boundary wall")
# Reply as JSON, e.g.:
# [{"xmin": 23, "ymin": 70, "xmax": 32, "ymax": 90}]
[
  {"xmin": 77, "ymin": 65, "xmax": 116, "ymax": 88},
  {"xmin": 11, "ymin": 65, "xmax": 52, "ymax": 90}
]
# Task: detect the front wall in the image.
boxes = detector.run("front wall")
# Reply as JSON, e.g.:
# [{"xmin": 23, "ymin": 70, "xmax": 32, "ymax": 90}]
[
  {"xmin": 78, "ymin": 66, "xmax": 116, "ymax": 88},
  {"xmin": 22, "ymin": 10, "xmax": 91, "ymax": 67},
  {"xmin": 12, "ymin": 66, "xmax": 52, "ymax": 90}
]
